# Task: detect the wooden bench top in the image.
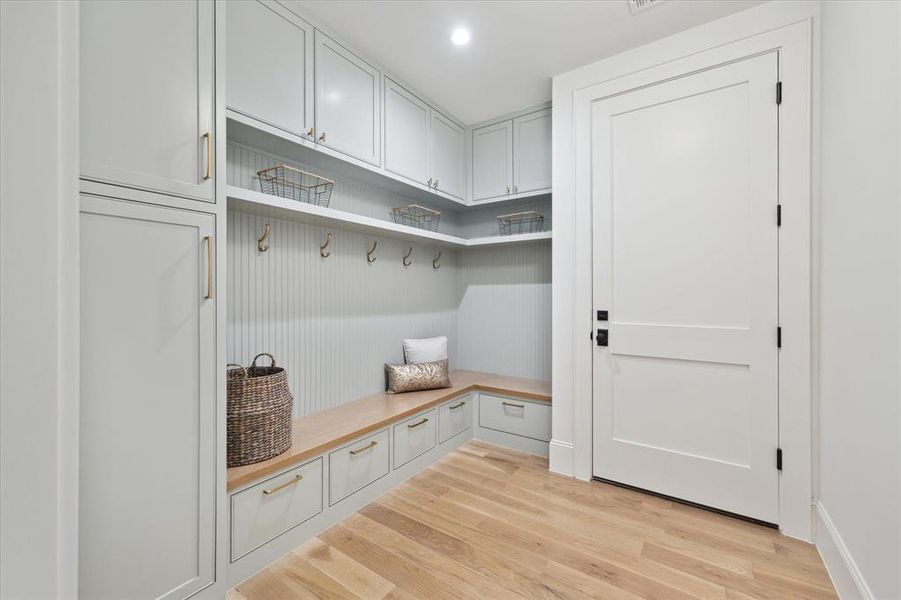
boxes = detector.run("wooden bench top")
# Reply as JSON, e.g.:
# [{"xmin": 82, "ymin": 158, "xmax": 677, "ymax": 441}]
[{"xmin": 227, "ymin": 370, "xmax": 551, "ymax": 490}]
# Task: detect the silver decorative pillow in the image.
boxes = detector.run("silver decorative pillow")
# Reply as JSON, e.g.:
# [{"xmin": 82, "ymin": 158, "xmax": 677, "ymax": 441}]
[{"xmin": 385, "ymin": 359, "xmax": 451, "ymax": 394}]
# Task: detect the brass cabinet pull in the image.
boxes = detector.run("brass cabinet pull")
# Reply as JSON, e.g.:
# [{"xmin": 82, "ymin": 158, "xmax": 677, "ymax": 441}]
[
  {"xmin": 204, "ymin": 236, "xmax": 214, "ymax": 299},
  {"xmin": 349, "ymin": 440, "xmax": 378, "ymax": 456},
  {"xmin": 427, "ymin": 177, "xmax": 433, "ymax": 187},
  {"xmin": 513, "ymin": 185, "xmax": 518, "ymax": 194},
  {"xmin": 318, "ymin": 131, "xmax": 326, "ymax": 142},
  {"xmin": 502, "ymin": 401, "xmax": 525, "ymax": 409},
  {"xmin": 448, "ymin": 401, "xmax": 466, "ymax": 410},
  {"xmin": 407, "ymin": 417, "xmax": 429, "ymax": 429},
  {"xmin": 202, "ymin": 132, "xmax": 212, "ymax": 180},
  {"xmin": 262, "ymin": 474, "xmax": 303, "ymax": 496},
  {"xmin": 506, "ymin": 186, "xmax": 510, "ymax": 194},
  {"xmin": 307, "ymin": 127, "xmax": 315, "ymax": 138},
  {"xmin": 433, "ymin": 179, "xmax": 439, "ymax": 189}
]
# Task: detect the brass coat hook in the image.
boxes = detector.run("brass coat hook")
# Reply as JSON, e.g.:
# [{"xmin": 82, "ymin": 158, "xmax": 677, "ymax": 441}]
[
  {"xmin": 403, "ymin": 247, "xmax": 413, "ymax": 267},
  {"xmin": 432, "ymin": 251, "xmax": 442, "ymax": 269},
  {"xmin": 367, "ymin": 241, "xmax": 378, "ymax": 264},
  {"xmin": 320, "ymin": 231, "xmax": 332, "ymax": 258},
  {"xmin": 258, "ymin": 223, "xmax": 271, "ymax": 252}
]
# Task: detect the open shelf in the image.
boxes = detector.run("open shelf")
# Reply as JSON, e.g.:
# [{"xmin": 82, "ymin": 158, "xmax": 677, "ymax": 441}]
[{"xmin": 226, "ymin": 185, "xmax": 551, "ymax": 248}]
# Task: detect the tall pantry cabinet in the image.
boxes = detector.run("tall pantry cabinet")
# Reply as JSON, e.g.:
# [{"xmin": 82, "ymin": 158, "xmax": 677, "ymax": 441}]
[{"xmin": 78, "ymin": 1, "xmax": 223, "ymax": 599}]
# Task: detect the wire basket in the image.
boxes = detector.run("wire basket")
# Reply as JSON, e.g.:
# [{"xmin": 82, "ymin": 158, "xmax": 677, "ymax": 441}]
[
  {"xmin": 392, "ymin": 204, "xmax": 441, "ymax": 232},
  {"xmin": 257, "ymin": 164, "xmax": 334, "ymax": 207},
  {"xmin": 497, "ymin": 211, "xmax": 545, "ymax": 235}
]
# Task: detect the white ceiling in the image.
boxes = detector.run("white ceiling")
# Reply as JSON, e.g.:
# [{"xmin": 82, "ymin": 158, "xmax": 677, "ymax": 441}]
[{"xmin": 296, "ymin": 0, "xmax": 766, "ymax": 124}]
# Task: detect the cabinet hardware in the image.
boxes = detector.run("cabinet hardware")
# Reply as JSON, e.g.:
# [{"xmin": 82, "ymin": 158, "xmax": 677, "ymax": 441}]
[
  {"xmin": 596, "ymin": 328, "xmax": 608, "ymax": 347},
  {"xmin": 202, "ymin": 132, "xmax": 212, "ymax": 180},
  {"xmin": 407, "ymin": 417, "xmax": 429, "ymax": 429},
  {"xmin": 258, "ymin": 223, "xmax": 271, "ymax": 252},
  {"xmin": 513, "ymin": 185, "xmax": 518, "ymax": 193},
  {"xmin": 427, "ymin": 177, "xmax": 433, "ymax": 187},
  {"xmin": 403, "ymin": 246, "xmax": 413, "ymax": 267},
  {"xmin": 318, "ymin": 131, "xmax": 327, "ymax": 142},
  {"xmin": 262, "ymin": 474, "xmax": 302, "ymax": 496},
  {"xmin": 349, "ymin": 440, "xmax": 378, "ymax": 455},
  {"xmin": 502, "ymin": 401, "xmax": 525, "ymax": 409},
  {"xmin": 433, "ymin": 251, "xmax": 441, "ymax": 270},
  {"xmin": 307, "ymin": 127, "xmax": 315, "ymax": 138},
  {"xmin": 204, "ymin": 236, "xmax": 214, "ymax": 299},
  {"xmin": 448, "ymin": 401, "xmax": 466, "ymax": 410},
  {"xmin": 506, "ymin": 186, "xmax": 510, "ymax": 194},
  {"xmin": 367, "ymin": 240, "xmax": 377, "ymax": 264},
  {"xmin": 433, "ymin": 179, "xmax": 439, "ymax": 189},
  {"xmin": 776, "ymin": 447, "xmax": 783, "ymax": 470},
  {"xmin": 320, "ymin": 231, "xmax": 332, "ymax": 258},
  {"xmin": 597, "ymin": 310, "xmax": 608, "ymax": 321}
]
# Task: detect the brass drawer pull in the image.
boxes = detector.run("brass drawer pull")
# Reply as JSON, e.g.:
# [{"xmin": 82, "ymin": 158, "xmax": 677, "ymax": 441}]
[
  {"xmin": 407, "ymin": 417, "xmax": 429, "ymax": 429},
  {"xmin": 349, "ymin": 440, "xmax": 378, "ymax": 456},
  {"xmin": 202, "ymin": 132, "xmax": 212, "ymax": 180},
  {"xmin": 204, "ymin": 236, "xmax": 214, "ymax": 300},
  {"xmin": 502, "ymin": 401, "xmax": 525, "ymax": 409},
  {"xmin": 448, "ymin": 402, "xmax": 466, "ymax": 410},
  {"xmin": 262, "ymin": 474, "xmax": 302, "ymax": 496}
]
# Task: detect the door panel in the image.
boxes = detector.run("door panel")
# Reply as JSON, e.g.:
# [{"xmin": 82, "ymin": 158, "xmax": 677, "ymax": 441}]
[
  {"xmin": 471, "ymin": 120, "xmax": 513, "ymax": 201},
  {"xmin": 383, "ymin": 78, "xmax": 430, "ymax": 184},
  {"xmin": 513, "ymin": 108, "xmax": 552, "ymax": 194},
  {"xmin": 430, "ymin": 111, "xmax": 464, "ymax": 200},
  {"xmin": 79, "ymin": 195, "xmax": 216, "ymax": 599},
  {"xmin": 80, "ymin": 0, "xmax": 214, "ymax": 202},
  {"xmin": 315, "ymin": 31, "xmax": 381, "ymax": 166},
  {"xmin": 227, "ymin": 0, "xmax": 313, "ymax": 138},
  {"xmin": 592, "ymin": 53, "xmax": 779, "ymax": 523}
]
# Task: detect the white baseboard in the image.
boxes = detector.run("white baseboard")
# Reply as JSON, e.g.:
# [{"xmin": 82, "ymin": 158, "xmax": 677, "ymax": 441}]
[
  {"xmin": 548, "ymin": 438, "xmax": 574, "ymax": 476},
  {"xmin": 814, "ymin": 500, "xmax": 874, "ymax": 600}
]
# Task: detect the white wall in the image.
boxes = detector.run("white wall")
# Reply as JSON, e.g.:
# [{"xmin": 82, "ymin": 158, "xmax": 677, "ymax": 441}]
[
  {"xmin": 816, "ymin": 2, "xmax": 901, "ymax": 598},
  {"xmin": 0, "ymin": 2, "xmax": 79, "ymax": 598}
]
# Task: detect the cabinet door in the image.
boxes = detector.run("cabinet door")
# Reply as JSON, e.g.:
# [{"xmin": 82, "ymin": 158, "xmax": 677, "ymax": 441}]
[
  {"xmin": 80, "ymin": 0, "xmax": 215, "ymax": 202},
  {"xmin": 513, "ymin": 108, "xmax": 552, "ymax": 194},
  {"xmin": 430, "ymin": 111, "xmax": 465, "ymax": 200},
  {"xmin": 314, "ymin": 31, "xmax": 381, "ymax": 166},
  {"xmin": 227, "ymin": 0, "xmax": 313, "ymax": 138},
  {"xmin": 79, "ymin": 195, "xmax": 217, "ymax": 600},
  {"xmin": 471, "ymin": 120, "xmax": 513, "ymax": 201},
  {"xmin": 384, "ymin": 78, "xmax": 430, "ymax": 184}
]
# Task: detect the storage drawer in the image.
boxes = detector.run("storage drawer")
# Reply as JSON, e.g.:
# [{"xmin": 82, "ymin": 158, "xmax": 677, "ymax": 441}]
[
  {"xmin": 393, "ymin": 409, "xmax": 437, "ymax": 468},
  {"xmin": 479, "ymin": 394, "xmax": 551, "ymax": 442},
  {"xmin": 438, "ymin": 394, "xmax": 472, "ymax": 443},
  {"xmin": 230, "ymin": 457, "xmax": 323, "ymax": 561},
  {"xmin": 329, "ymin": 428, "xmax": 390, "ymax": 505}
]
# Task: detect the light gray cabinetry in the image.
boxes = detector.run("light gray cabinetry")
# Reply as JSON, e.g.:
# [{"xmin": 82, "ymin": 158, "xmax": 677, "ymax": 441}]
[
  {"xmin": 471, "ymin": 120, "xmax": 514, "ymax": 201},
  {"xmin": 227, "ymin": 0, "xmax": 314, "ymax": 139},
  {"xmin": 80, "ymin": 0, "xmax": 215, "ymax": 202},
  {"xmin": 79, "ymin": 194, "xmax": 217, "ymax": 600},
  {"xmin": 512, "ymin": 107, "xmax": 552, "ymax": 194},
  {"xmin": 314, "ymin": 31, "xmax": 381, "ymax": 166},
  {"xmin": 430, "ymin": 111, "xmax": 465, "ymax": 200},
  {"xmin": 383, "ymin": 78, "xmax": 430, "ymax": 184}
]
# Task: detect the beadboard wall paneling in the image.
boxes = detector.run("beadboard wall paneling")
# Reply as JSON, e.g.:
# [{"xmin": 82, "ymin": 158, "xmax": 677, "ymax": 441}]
[
  {"xmin": 228, "ymin": 209, "xmax": 460, "ymax": 417},
  {"xmin": 461, "ymin": 198, "xmax": 553, "ymax": 238},
  {"xmin": 227, "ymin": 141, "xmax": 463, "ymax": 236},
  {"xmin": 457, "ymin": 242, "xmax": 552, "ymax": 380}
]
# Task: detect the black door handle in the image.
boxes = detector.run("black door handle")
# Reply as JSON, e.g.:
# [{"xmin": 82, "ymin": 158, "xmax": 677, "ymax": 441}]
[{"xmin": 597, "ymin": 329, "xmax": 608, "ymax": 347}]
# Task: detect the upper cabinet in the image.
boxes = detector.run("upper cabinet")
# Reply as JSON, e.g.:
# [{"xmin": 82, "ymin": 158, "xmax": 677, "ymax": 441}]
[
  {"xmin": 472, "ymin": 120, "xmax": 514, "ymax": 201},
  {"xmin": 384, "ymin": 78, "xmax": 430, "ymax": 184},
  {"xmin": 315, "ymin": 31, "xmax": 381, "ymax": 166},
  {"xmin": 471, "ymin": 107, "xmax": 552, "ymax": 202},
  {"xmin": 227, "ymin": 0, "xmax": 314, "ymax": 139},
  {"xmin": 430, "ymin": 112, "xmax": 465, "ymax": 200},
  {"xmin": 512, "ymin": 108, "xmax": 552, "ymax": 195},
  {"xmin": 80, "ymin": 0, "xmax": 215, "ymax": 202},
  {"xmin": 383, "ymin": 78, "xmax": 465, "ymax": 200}
]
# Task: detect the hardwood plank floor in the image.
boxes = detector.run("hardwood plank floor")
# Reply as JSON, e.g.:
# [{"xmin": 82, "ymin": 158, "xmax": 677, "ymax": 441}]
[{"xmin": 231, "ymin": 440, "xmax": 836, "ymax": 600}]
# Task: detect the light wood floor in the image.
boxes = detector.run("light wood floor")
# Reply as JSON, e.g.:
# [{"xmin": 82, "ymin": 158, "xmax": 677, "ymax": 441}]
[{"xmin": 230, "ymin": 440, "xmax": 837, "ymax": 600}]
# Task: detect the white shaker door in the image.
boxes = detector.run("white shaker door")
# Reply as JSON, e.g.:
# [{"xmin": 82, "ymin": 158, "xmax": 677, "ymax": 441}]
[
  {"xmin": 80, "ymin": 0, "xmax": 215, "ymax": 202},
  {"xmin": 430, "ymin": 111, "xmax": 465, "ymax": 200},
  {"xmin": 591, "ymin": 53, "xmax": 780, "ymax": 523},
  {"xmin": 384, "ymin": 78, "xmax": 430, "ymax": 185},
  {"xmin": 512, "ymin": 108, "xmax": 552, "ymax": 194},
  {"xmin": 471, "ymin": 120, "xmax": 513, "ymax": 201},
  {"xmin": 79, "ymin": 195, "xmax": 217, "ymax": 599}
]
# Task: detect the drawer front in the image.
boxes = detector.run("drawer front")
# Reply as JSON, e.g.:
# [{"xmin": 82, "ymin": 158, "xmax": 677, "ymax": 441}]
[
  {"xmin": 393, "ymin": 409, "xmax": 437, "ymax": 468},
  {"xmin": 230, "ymin": 457, "xmax": 323, "ymax": 561},
  {"xmin": 329, "ymin": 428, "xmax": 390, "ymax": 505},
  {"xmin": 479, "ymin": 394, "xmax": 551, "ymax": 442},
  {"xmin": 438, "ymin": 395, "xmax": 472, "ymax": 443}
]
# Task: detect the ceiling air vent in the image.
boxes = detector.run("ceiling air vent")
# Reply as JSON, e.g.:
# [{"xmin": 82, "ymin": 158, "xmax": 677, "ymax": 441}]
[{"xmin": 628, "ymin": 0, "xmax": 666, "ymax": 14}]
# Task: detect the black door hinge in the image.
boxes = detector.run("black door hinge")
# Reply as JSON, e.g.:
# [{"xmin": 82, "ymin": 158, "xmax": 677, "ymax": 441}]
[
  {"xmin": 776, "ymin": 81, "xmax": 782, "ymax": 105},
  {"xmin": 777, "ymin": 326, "xmax": 782, "ymax": 348},
  {"xmin": 776, "ymin": 447, "xmax": 783, "ymax": 471},
  {"xmin": 777, "ymin": 204, "xmax": 782, "ymax": 226}
]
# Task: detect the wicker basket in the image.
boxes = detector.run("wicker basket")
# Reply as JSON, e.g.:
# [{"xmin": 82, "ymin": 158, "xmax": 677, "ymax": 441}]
[{"xmin": 227, "ymin": 353, "xmax": 293, "ymax": 467}]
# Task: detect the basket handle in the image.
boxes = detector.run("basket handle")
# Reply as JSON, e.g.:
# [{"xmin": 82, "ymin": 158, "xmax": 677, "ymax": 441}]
[
  {"xmin": 227, "ymin": 363, "xmax": 248, "ymax": 378},
  {"xmin": 251, "ymin": 353, "xmax": 276, "ymax": 369}
]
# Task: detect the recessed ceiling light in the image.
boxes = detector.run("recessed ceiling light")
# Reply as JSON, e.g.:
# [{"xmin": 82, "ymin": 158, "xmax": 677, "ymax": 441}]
[{"xmin": 450, "ymin": 27, "xmax": 471, "ymax": 46}]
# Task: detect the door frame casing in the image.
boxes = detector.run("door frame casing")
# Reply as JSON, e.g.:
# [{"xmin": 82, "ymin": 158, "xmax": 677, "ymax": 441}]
[{"xmin": 551, "ymin": 2, "xmax": 816, "ymax": 540}]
